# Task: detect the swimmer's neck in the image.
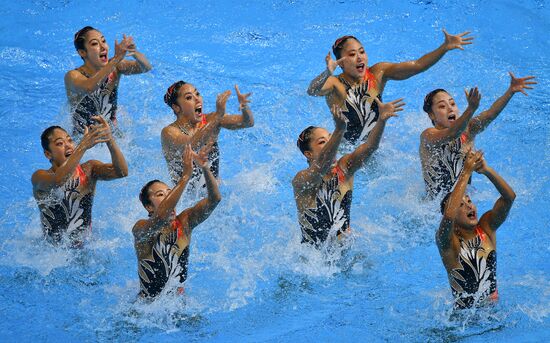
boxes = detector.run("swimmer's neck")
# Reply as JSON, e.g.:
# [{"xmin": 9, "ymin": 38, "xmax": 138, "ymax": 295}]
[
  {"xmin": 81, "ymin": 60, "xmax": 102, "ymax": 74},
  {"xmin": 174, "ymin": 117, "xmax": 200, "ymax": 131},
  {"xmin": 340, "ymin": 72, "xmax": 362, "ymax": 85},
  {"xmin": 454, "ymin": 223, "xmax": 478, "ymax": 236}
]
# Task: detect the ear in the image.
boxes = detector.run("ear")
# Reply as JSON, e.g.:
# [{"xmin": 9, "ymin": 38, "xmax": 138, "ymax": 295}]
[
  {"xmin": 427, "ymin": 112, "xmax": 436, "ymax": 125},
  {"xmin": 171, "ymin": 103, "xmax": 180, "ymax": 115},
  {"xmin": 304, "ymin": 151, "xmax": 313, "ymax": 161},
  {"xmin": 77, "ymin": 48, "xmax": 87, "ymax": 59},
  {"xmin": 145, "ymin": 204, "xmax": 155, "ymax": 215},
  {"xmin": 44, "ymin": 149, "xmax": 52, "ymax": 161}
]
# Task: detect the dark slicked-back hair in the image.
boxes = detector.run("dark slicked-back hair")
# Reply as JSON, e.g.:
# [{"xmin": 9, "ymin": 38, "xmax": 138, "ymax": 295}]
[
  {"xmin": 332, "ymin": 35, "xmax": 359, "ymax": 59},
  {"xmin": 164, "ymin": 81, "xmax": 187, "ymax": 110},
  {"xmin": 73, "ymin": 26, "xmax": 98, "ymax": 51},
  {"xmin": 139, "ymin": 180, "xmax": 162, "ymax": 209},
  {"xmin": 41, "ymin": 126, "xmax": 66, "ymax": 152},
  {"xmin": 297, "ymin": 126, "xmax": 318, "ymax": 154}
]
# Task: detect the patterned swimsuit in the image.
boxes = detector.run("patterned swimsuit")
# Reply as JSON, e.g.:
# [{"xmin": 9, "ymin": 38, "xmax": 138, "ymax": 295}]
[
  {"xmin": 138, "ymin": 219, "xmax": 190, "ymax": 298},
  {"xmin": 338, "ymin": 70, "xmax": 381, "ymax": 144},
  {"xmin": 36, "ymin": 165, "xmax": 93, "ymax": 246},
  {"xmin": 299, "ymin": 165, "xmax": 352, "ymax": 247},
  {"xmin": 451, "ymin": 226, "xmax": 498, "ymax": 309},
  {"xmin": 71, "ymin": 68, "xmax": 118, "ymax": 135}
]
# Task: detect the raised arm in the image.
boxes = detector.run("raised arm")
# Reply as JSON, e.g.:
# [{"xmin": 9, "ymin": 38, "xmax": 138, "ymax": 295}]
[
  {"xmin": 476, "ymin": 159, "xmax": 516, "ymax": 231},
  {"xmin": 89, "ymin": 116, "xmax": 129, "ymax": 180},
  {"xmin": 220, "ymin": 85, "xmax": 255, "ymax": 130},
  {"xmin": 292, "ymin": 106, "xmax": 347, "ymax": 191},
  {"xmin": 64, "ymin": 36, "xmax": 132, "ymax": 94},
  {"xmin": 307, "ymin": 52, "xmax": 346, "ymax": 96},
  {"xmin": 31, "ymin": 125, "xmax": 109, "ymax": 192},
  {"xmin": 436, "ymin": 150, "xmax": 483, "ymax": 249},
  {"xmin": 469, "ymin": 72, "xmax": 536, "ymax": 136},
  {"xmin": 421, "ymin": 87, "xmax": 480, "ymax": 146},
  {"xmin": 180, "ymin": 145, "xmax": 222, "ymax": 230},
  {"xmin": 342, "ymin": 97, "xmax": 404, "ymax": 175},
  {"xmin": 380, "ymin": 30, "xmax": 473, "ymax": 81},
  {"xmin": 116, "ymin": 35, "xmax": 153, "ymax": 75}
]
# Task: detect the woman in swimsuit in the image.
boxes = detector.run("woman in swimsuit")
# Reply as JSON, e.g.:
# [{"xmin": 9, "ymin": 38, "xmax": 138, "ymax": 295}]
[
  {"xmin": 31, "ymin": 116, "xmax": 128, "ymax": 247},
  {"xmin": 420, "ymin": 72, "xmax": 536, "ymax": 198},
  {"xmin": 64, "ymin": 26, "xmax": 152, "ymax": 136},
  {"xmin": 293, "ymin": 98, "xmax": 404, "ymax": 248},
  {"xmin": 161, "ymin": 81, "xmax": 254, "ymax": 193},
  {"xmin": 133, "ymin": 144, "xmax": 221, "ymax": 298},
  {"xmin": 436, "ymin": 151, "xmax": 515, "ymax": 309},
  {"xmin": 307, "ymin": 30, "xmax": 472, "ymax": 145}
]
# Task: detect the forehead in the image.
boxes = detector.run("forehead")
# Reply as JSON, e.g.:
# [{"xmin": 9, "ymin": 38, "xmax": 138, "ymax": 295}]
[
  {"xmin": 148, "ymin": 182, "xmax": 169, "ymax": 194},
  {"xmin": 177, "ymin": 84, "xmax": 197, "ymax": 96},
  {"xmin": 311, "ymin": 127, "xmax": 330, "ymax": 140},
  {"xmin": 432, "ymin": 91, "xmax": 453, "ymax": 103},
  {"xmin": 85, "ymin": 30, "xmax": 103, "ymax": 41},
  {"xmin": 342, "ymin": 38, "xmax": 363, "ymax": 52},
  {"xmin": 49, "ymin": 129, "xmax": 69, "ymax": 142}
]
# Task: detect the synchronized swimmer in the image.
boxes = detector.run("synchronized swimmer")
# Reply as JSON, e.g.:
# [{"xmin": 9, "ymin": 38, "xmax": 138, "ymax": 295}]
[{"xmin": 32, "ymin": 25, "xmax": 537, "ymax": 305}]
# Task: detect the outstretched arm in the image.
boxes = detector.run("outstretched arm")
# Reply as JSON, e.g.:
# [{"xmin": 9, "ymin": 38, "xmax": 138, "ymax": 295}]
[
  {"xmin": 64, "ymin": 36, "xmax": 132, "ymax": 94},
  {"xmin": 220, "ymin": 85, "xmax": 255, "ymax": 129},
  {"xmin": 469, "ymin": 72, "xmax": 536, "ymax": 136},
  {"xmin": 421, "ymin": 87, "xmax": 480, "ymax": 146},
  {"xmin": 180, "ymin": 145, "xmax": 222, "ymax": 230},
  {"xmin": 307, "ymin": 52, "xmax": 346, "ymax": 96},
  {"xmin": 436, "ymin": 150, "xmax": 483, "ymax": 249},
  {"xmin": 116, "ymin": 35, "xmax": 153, "ymax": 75},
  {"xmin": 342, "ymin": 97, "xmax": 404, "ymax": 175},
  {"xmin": 381, "ymin": 30, "xmax": 473, "ymax": 81},
  {"xmin": 476, "ymin": 159, "xmax": 516, "ymax": 231},
  {"xmin": 31, "ymin": 124, "xmax": 109, "ymax": 192},
  {"xmin": 90, "ymin": 117, "xmax": 128, "ymax": 180},
  {"xmin": 292, "ymin": 106, "xmax": 348, "ymax": 192}
]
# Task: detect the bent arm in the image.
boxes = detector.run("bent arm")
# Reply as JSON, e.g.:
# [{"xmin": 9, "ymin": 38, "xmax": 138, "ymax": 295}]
[
  {"xmin": 117, "ymin": 52, "xmax": 153, "ymax": 75},
  {"xmin": 31, "ymin": 146, "xmax": 87, "ymax": 192},
  {"xmin": 220, "ymin": 106, "xmax": 254, "ymax": 130},
  {"xmin": 92, "ymin": 140, "xmax": 128, "ymax": 180},
  {"xmin": 307, "ymin": 69, "xmax": 337, "ymax": 96},
  {"xmin": 343, "ymin": 118, "xmax": 387, "ymax": 175},
  {"xmin": 181, "ymin": 166, "xmax": 221, "ymax": 230},
  {"xmin": 480, "ymin": 166, "xmax": 516, "ymax": 230},
  {"xmin": 162, "ymin": 123, "xmax": 220, "ymax": 153},
  {"xmin": 421, "ymin": 107, "xmax": 475, "ymax": 146},
  {"xmin": 64, "ymin": 56, "xmax": 123, "ymax": 94}
]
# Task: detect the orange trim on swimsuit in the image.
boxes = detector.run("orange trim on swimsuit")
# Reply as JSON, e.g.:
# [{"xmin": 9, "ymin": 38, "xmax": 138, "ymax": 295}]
[
  {"xmin": 199, "ymin": 114, "xmax": 207, "ymax": 127},
  {"xmin": 172, "ymin": 218, "xmax": 184, "ymax": 239},
  {"xmin": 332, "ymin": 164, "xmax": 346, "ymax": 183},
  {"xmin": 475, "ymin": 225, "xmax": 486, "ymax": 242},
  {"xmin": 75, "ymin": 165, "xmax": 88, "ymax": 186},
  {"xmin": 363, "ymin": 68, "xmax": 378, "ymax": 92},
  {"xmin": 460, "ymin": 132, "xmax": 468, "ymax": 144}
]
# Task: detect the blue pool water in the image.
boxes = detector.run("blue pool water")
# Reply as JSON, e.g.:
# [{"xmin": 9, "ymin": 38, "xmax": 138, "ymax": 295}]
[{"xmin": 0, "ymin": 0, "xmax": 549, "ymax": 341}]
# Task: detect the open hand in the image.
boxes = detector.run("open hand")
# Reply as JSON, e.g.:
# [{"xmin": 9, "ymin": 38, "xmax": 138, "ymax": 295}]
[
  {"xmin": 464, "ymin": 149, "xmax": 484, "ymax": 171},
  {"xmin": 235, "ymin": 85, "xmax": 252, "ymax": 110},
  {"xmin": 181, "ymin": 144, "xmax": 194, "ymax": 178},
  {"xmin": 80, "ymin": 116, "xmax": 111, "ymax": 150},
  {"xmin": 325, "ymin": 51, "xmax": 347, "ymax": 74},
  {"xmin": 508, "ymin": 72, "xmax": 536, "ymax": 96},
  {"xmin": 193, "ymin": 142, "xmax": 213, "ymax": 169},
  {"xmin": 374, "ymin": 97, "xmax": 405, "ymax": 121},
  {"xmin": 443, "ymin": 29, "xmax": 474, "ymax": 51},
  {"xmin": 114, "ymin": 34, "xmax": 135, "ymax": 59},
  {"xmin": 215, "ymin": 90, "xmax": 231, "ymax": 118},
  {"xmin": 464, "ymin": 87, "xmax": 481, "ymax": 111}
]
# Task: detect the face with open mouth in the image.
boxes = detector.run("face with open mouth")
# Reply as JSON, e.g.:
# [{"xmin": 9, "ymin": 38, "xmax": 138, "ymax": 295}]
[
  {"xmin": 174, "ymin": 83, "xmax": 204, "ymax": 123},
  {"xmin": 81, "ymin": 30, "xmax": 109, "ymax": 68},
  {"xmin": 429, "ymin": 91, "xmax": 459, "ymax": 129},
  {"xmin": 44, "ymin": 128, "xmax": 75, "ymax": 166},
  {"xmin": 457, "ymin": 194, "xmax": 478, "ymax": 228},
  {"xmin": 340, "ymin": 38, "xmax": 368, "ymax": 81}
]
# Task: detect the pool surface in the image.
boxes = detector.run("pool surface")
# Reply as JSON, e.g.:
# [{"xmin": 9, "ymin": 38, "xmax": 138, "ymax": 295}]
[{"xmin": 0, "ymin": 0, "xmax": 549, "ymax": 341}]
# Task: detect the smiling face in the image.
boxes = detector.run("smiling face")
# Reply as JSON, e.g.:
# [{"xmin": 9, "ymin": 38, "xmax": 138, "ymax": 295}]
[
  {"xmin": 340, "ymin": 38, "xmax": 368, "ymax": 80},
  {"xmin": 455, "ymin": 194, "xmax": 478, "ymax": 229},
  {"xmin": 302, "ymin": 127, "xmax": 331, "ymax": 162},
  {"xmin": 428, "ymin": 91, "xmax": 460, "ymax": 129},
  {"xmin": 44, "ymin": 128, "xmax": 75, "ymax": 166},
  {"xmin": 78, "ymin": 30, "xmax": 109, "ymax": 69},
  {"xmin": 173, "ymin": 84, "xmax": 204, "ymax": 123}
]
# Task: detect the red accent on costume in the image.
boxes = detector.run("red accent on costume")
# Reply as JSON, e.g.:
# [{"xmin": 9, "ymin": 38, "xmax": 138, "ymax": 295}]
[
  {"xmin": 363, "ymin": 68, "xmax": 378, "ymax": 91},
  {"xmin": 332, "ymin": 164, "xmax": 346, "ymax": 183},
  {"xmin": 460, "ymin": 132, "xmax": 468, "ymax": 144},
  {"xmin": 172, "ymin": 218, "xmax": 184, "ymax": 239},
  {"xmin": 475, "ymin": 225, "xmax": 486, "ymax": 242}
]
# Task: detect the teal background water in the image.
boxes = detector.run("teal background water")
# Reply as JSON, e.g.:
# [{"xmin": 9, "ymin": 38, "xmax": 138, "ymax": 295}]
[{"xmin": 0, "ymin": 0, "xmax": 548, "ymax": 341}]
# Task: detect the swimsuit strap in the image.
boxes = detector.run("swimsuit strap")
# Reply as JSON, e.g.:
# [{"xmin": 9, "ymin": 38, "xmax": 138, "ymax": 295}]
[
  {"xmin": 171, "ymin": 218, "xmax": 184, "ymax": 239},
  {"xmin": 460, "ymin": 132, "xmax": 468, "ymax": 144},
  {"xmin": 362, "ymin": 68, "xmax": 378, "ymax": 91},
  {"xmin": 331, "ymin": 164, "xmax": 346, "ymax": 183},
  {"xmin": 475, "ymin": 225, "xmax": 486, "ymax": 242},
  {"xmin": 75, "ymin": 164, "xmax": 88, "ymax": 186}
]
